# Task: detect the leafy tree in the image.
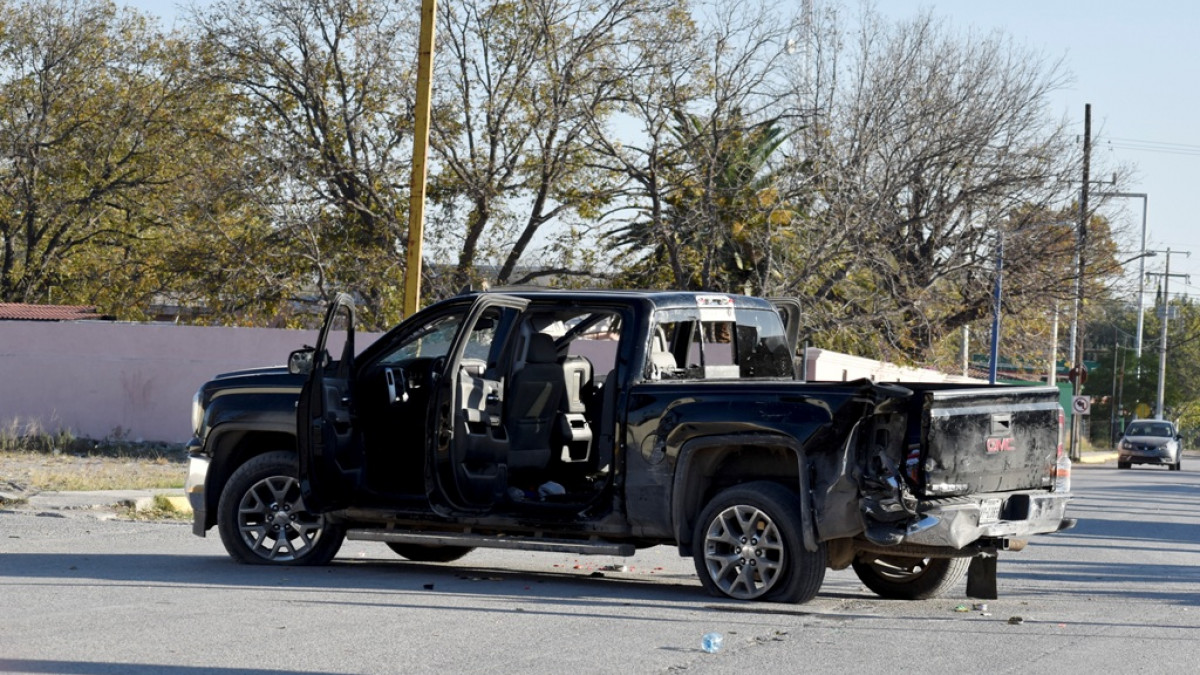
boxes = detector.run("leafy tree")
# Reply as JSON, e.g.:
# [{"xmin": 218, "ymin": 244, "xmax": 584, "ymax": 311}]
[
  {"xmin": 0, "ymin": 0, "xmax": 214, "ymax": 311},
  {"xmin": 600, "ymin": 0, "xmax": 808, "ymax": 293},
  {"xmin": 190, "ymin": 0, "xmax": 416, "ymax": 329},
  {"xmin": 612, "ymin": 112, "xmax": 801, "ymax": 293}
]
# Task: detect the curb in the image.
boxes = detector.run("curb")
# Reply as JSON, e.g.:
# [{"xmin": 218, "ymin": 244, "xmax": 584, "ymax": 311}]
[
  {"xmin": 5, "ymin": 488, "xmax": 192, "ymax": 518},
  {"xmin": 126, "ymin": 493, "xmax": 194, "ymax": 515}
]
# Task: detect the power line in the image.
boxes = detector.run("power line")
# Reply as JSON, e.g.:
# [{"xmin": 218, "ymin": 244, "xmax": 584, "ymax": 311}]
[{"xmin": 1105, "ymin": 137, "xmax": 1200, "ymax": 157}]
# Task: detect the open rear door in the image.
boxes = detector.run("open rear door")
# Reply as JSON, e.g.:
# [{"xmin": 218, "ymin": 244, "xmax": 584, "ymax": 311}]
[
  {"xmin": 429, "ymin": 294, "xmax": 528, "ymax": 511},
  {"xmin": 297, "ymin": 293, "xmax": 359, "ymax": 512}
]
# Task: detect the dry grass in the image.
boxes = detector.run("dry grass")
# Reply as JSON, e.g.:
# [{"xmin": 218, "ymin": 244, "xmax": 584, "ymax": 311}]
[
  {"xmin": 0, "ymin": 420, "xmax": 186, "ymax": 493},
  {"xmin": 3, "ymin": 451, "xmax": 186, "ymax": 492}
]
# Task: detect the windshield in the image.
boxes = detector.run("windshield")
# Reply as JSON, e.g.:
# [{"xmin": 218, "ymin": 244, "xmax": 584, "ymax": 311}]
[{"xmin": 1126, "ymin": 422, "xmax": 1174, "ymax": 437}]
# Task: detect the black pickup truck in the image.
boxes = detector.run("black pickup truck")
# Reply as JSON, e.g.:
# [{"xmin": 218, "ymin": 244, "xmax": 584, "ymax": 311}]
[{"xmin": 185, "ymin": 289, "xmax": 1073, "ymax": 604}]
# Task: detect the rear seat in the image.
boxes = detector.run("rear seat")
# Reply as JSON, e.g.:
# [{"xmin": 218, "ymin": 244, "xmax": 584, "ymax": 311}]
[{"xmin": 558, "ymin": 355, "xmax": 594, "ymax": 462}]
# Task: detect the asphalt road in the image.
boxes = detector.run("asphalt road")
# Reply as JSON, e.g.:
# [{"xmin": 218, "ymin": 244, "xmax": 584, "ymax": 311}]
[{"xmin": 2, "ymin": 461, "xmax": 1198, "ymax": 675}]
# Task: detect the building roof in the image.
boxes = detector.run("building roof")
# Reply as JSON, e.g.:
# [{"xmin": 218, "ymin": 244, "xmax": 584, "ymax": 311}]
[{"xmin": 0, "ymin": 303, "xmax": 107, "ymax": 321}]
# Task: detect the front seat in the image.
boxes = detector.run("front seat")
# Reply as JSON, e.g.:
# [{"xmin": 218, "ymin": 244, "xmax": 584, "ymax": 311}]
[{"xmin": 506, "ymin": 333, "xmax": 564, "ymax": 471}]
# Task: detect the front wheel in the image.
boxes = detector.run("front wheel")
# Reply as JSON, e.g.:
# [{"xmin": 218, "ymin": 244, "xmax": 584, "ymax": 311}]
[
  {"xmin": 217, "ymin": 451, "xmax": 345, "ymax": 565},
  {"xmin": 851, "ymin": 554, "xmax": 970, "ymax": 600},
  {"xmin": 692, "ymin": 481, "xmax": 826, "ymax": 604}
]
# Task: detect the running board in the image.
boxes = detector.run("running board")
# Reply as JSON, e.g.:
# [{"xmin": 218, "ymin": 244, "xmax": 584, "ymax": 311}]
[{"xmin": 345, "ymin": 529, "xmax": 636, "ymax": 556}]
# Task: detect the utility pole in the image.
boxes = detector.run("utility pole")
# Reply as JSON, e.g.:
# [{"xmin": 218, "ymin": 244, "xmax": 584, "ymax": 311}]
[
  {"xmin": 1069, "ymin": 104, "xmax": 1091, "ymax": 461},
  {"xmin": 1146, "ymin": 248, "xmax": 1190, "ymax": 420},
  {"xmin": 988, "ymin": 230, "xmax": 1004, "ymax": 384},
  {"xmin": 402, "ymin": 0, "xmax": 438, "ymax": 317}
]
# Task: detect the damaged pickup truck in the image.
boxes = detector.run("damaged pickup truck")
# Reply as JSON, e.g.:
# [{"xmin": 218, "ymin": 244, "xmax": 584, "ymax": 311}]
[{"xmin": 185, "ymin": 289, "xmax": 1074, "ymax": 604}]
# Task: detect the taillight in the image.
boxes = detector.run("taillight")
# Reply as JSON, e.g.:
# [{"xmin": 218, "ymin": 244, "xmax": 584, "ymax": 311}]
[{"xmin": 1057, "ymin": 408, "xmax": 1065, "ymax": 458}]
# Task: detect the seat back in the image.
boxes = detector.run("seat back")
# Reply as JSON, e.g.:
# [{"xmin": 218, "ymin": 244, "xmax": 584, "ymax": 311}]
[
  {"xmin": 561, "ymin": 355, "xmax": 593, "ymax": 414},
  {"xmin": 649, "ymin": 327, "xmax": 677, "ymax": 376},
  {"xmin": 506, "ymin": 333, "xmax": 564, "ymax": 470}
]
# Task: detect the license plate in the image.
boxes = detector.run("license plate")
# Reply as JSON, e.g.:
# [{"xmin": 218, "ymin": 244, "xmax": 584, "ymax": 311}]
[{"xmin": 979, "ymin": 498, "xmax": 1003, "ymax": 525}]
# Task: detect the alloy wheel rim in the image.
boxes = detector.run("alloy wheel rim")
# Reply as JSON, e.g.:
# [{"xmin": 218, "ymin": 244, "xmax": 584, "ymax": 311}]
[
  {"xmin": 236, "ymin": 475, "xmax": 325, "ymax": 562},
  {"xmin": 702, "ymin": 504, "xmax": 785, "ymax": 599}
]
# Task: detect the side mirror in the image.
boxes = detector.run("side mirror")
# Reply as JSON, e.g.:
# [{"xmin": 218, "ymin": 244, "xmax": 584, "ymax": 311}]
[{"xmin": 288, "ymin": 348, "xmax": 315, "ymax": 375}]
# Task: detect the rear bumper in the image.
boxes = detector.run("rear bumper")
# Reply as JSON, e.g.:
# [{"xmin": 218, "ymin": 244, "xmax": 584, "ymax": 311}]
[{"xmin": 903, "ymin": 490, "xmax": 1073, "ymax": 550}]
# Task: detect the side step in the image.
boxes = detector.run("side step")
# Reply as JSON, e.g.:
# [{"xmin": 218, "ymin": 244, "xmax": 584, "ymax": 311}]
[{"xmin": 345, "ymin": 529, "xmax": 636, "ymax": 556}]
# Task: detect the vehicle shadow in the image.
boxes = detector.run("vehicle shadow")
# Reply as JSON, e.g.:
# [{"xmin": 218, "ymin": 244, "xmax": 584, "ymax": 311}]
[
  {"xmin": 0, "ymin": 659, "xmax": 344, "ymax": 675},
  {"xmin": 0, "ymin": 549, "xmax": 712, "ymax": 613}
]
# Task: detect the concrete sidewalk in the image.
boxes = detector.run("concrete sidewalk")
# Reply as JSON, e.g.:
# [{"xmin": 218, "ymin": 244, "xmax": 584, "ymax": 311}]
[{"xmin": 0, "ymin": 488, "xmax": 191, "ymax": 519}]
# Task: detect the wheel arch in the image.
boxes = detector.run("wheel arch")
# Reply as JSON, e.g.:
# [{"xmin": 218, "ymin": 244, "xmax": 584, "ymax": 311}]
[
  {"xmin": 201, "ymin": 424, "xmax": 297, "ymax": 531},
  {"xmin": 671, "ymin": 433, "xmax": 817, "ymax": 555}
]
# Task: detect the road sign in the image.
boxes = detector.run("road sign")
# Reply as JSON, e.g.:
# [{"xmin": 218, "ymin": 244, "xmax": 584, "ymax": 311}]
[
  {"xmin": 1072, "ymin": 396, "xmax": 1091, "ymax": 416},
  {"xmin": 1135, "ymin": 402, "xmax": 1151, "ymax": 419},
  {"xmin": 1068, "ymin": 365, "xmax": 1088, "ymax": 385}
]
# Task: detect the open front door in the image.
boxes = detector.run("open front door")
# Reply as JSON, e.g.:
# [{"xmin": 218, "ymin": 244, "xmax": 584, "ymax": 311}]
[
  {"xmin": 429, "ymin": 294, "xmax": 528, "ymax": 511},
  {"xmin": 297, "ymin": 293, "xmax": 359, "ymax": 512}
]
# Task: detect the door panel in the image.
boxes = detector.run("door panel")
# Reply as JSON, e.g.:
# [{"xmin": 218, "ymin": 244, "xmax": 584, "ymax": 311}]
[
  {"xmin": 297, "ymin": 294, "xmax": 360, "ymax": 511},
  {"xmin": 430, "ymin": 295, "xmax": 528, "ymax": 510}
]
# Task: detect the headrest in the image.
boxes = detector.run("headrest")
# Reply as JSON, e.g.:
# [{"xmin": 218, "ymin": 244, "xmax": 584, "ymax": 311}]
[{"xmin": 527, "ymin": 333, "xmax": 557, "ymax": 364}]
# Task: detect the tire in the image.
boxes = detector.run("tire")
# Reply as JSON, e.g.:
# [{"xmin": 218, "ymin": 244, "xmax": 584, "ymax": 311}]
[
  {"xmin": 692, "ymin": 481, "xmax": 826, "ymax": 604},
  {"xmin": 1171, "ymin": 458, "xmax": 1182, "ymax": 471},
  {"xmin": 851, "ymin": 554, "xmax": 970, "ymax": 600},
  {"xmin": 1117, "ymin": 461, "xmax": 1130, "ymax": 470},
  {"xmin": 217, "ymin": 451, "xmax": 345, "ymax": 565},
  {"xmin": 386, "ymin": 543, "xmax": 474, "ymax": 563}
]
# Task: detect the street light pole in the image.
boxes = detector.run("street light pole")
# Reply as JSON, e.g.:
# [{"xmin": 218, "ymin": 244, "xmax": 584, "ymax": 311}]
[{"xmin": 1096, "ymin": 192, "xmax": 1149, "ymax": 361}]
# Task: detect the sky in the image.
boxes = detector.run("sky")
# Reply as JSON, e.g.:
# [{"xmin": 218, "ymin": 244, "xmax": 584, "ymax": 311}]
[{"xmin": 126, "ymin": 0, "xmax": 1200, "ymax": 301}]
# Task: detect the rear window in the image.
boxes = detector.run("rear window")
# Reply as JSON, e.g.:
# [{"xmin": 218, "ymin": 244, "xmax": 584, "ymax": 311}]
[{"xmin": 647, "ymin": 307, "xmax": 794, "ymax": 381}]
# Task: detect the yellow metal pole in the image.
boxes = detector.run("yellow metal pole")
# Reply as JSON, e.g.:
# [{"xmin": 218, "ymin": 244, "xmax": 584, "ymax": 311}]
[{"xmin": 404, "ymin": 0, "xmax": 438, "ymax": 317}]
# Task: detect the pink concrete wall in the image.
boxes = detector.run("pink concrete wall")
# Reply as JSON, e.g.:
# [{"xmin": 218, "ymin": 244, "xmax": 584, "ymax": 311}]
[
  {"xmin": 0, "ymin": 321, "xmax": 375, "ymax": 443},
  {"xmin": 0, "ymin": 321, "xmax": 976, "ymax": 444}
]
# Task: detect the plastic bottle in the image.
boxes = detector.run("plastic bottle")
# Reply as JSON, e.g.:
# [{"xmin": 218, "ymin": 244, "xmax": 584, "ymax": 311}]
[
  {"xmin": 701, "ymin": 632, "xmax": 724, "ymax": 653},
  {"xmin": 1054, "ymin": 452, "xmax": 1071, "ymax": 493}
]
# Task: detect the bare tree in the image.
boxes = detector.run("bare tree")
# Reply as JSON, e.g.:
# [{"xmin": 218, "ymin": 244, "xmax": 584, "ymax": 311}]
[
  {"xmin": 427, "ymin": 0, "xmax": 674, "ymax": 291},
  {"xmin": 783, "ymin": 7, "xmax": 1104, "ymax": 362}
]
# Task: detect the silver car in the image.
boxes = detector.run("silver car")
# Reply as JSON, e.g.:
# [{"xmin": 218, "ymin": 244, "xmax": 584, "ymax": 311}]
[{"xmin": 1117, "ymin": 420, "xmax": 1183, "ymax": 471}]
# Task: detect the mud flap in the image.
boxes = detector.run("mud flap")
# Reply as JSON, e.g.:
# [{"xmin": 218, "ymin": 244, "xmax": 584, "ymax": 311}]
[{"xmin": 966, "ymin": 554, "xmax": 998, "ymax": 600}]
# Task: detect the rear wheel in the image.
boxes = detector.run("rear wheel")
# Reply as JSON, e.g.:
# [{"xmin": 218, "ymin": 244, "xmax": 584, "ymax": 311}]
[
  {"xmin": 217, "ymin": 451, "xmax": 345, "ymax": 565},
  {"xmin": 852, "ymin": 554, "xmax": 970, "ymax": 600},
  {"xmin": 386, "ymin": 543, "xmax": 474, "ymax": 562},
  {"xmin": 692, "ymin": 481, "xmax": 826, "ymax": 604}
]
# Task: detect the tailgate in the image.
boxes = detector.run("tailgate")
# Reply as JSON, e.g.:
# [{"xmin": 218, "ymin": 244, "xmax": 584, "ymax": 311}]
[{"xmin": 918, "ymin": 386, "xmax": 1061, "ymax": 497}]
